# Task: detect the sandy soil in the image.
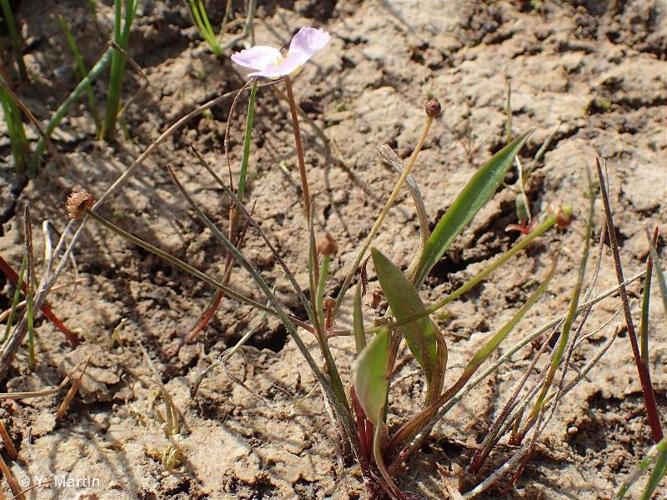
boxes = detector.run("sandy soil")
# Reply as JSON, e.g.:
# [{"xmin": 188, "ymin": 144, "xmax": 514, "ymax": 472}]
[{"xmin": 1, "ymin": 0, "xmax": 666, "ymax": 498}]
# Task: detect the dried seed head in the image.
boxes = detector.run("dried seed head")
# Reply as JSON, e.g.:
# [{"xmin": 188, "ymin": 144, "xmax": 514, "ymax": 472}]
[
  {"xmin": 66, "ymin": 190, "xmax": 94, "ymax": 220},
  {"xmin": 369, "ymin": 287, "xmax": 384, "ymax": 310},
  {"xmin": 547, "ymin": 203, "xmax": 573, "ymax": 229},
  {"xmin": 317, "ymin": 233, "xmax": 338, "ymax": 257},
  {"xmin": 425, "ymin": 98, "xmax": 442, "ymax": 118},
  {"xmin": 323, "ymin": 297, "xmax": 335, "ymax": 310}
]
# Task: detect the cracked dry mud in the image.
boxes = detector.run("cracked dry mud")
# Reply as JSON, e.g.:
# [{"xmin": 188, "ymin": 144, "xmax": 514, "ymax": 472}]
[{"xmin": 0, "ymin": 0, "xmax": 666, "ymax": 498}]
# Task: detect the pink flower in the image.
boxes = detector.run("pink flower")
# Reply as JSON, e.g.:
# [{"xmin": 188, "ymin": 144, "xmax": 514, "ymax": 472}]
[{"xmin": 231, "ymin": 27, "xmax": 331, "ymax": 78}]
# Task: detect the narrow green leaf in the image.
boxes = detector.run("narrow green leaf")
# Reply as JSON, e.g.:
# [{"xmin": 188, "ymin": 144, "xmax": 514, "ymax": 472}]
[
  {"xmin": 58, "ymin": 16, "xmax": 101, "ymax": 132},
  {"xmin": 639, "ymin": 249, "xmax": 653, "ymax": 366},
  {"xmin": 617, "ymin": 436, "xmax": 667, "ymax": 498},
  {"xmin": 0, "ymin": 0, "xmax": 27, "ymax": 80},
  {"xmin": 460, "ymin": 258, "xmax": 557, "ymax": 384},
  {"xmin": 372, "ymin": 247, "xmax": 436, "ymax": 379},
  {"xmin": 353, "ymin": 285, "xmax": 366, "ymax": 354},
  {"xmin": 0, "ymin": 85, "xmax": 29, "ymax": 173},
  {"xmin": 352, "ymin": 327, "xmax": 390, "ymax": 425},
  {"xmin": 413, "ymin": 131, "xmax": 531, "ymax": 284},
  {"xmin": 647, "ymin": 232, "xmax": 667, "ymax": 318},
  {"xmin": 238, "ymin": 80, "xmax": 257, "ymax": 202},
  {"xmin": 30, "ymin": 47, "xmax": 113, "ymax": 171},
  {"xmin": 528, "ymin": 168, "xmax": 594, "ymax": 422},
  {"xmin": 641, "ymin": 446, "xmax": 667, "ymax": 500}
]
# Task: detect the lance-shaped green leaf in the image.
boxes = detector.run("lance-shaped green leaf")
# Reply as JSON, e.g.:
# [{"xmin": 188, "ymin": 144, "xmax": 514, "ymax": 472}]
[
  {"xmin": 372, "ymin": 248, "xmax": 437, "ymax": 380},
  {"xmin": 413, "ymin": 131, "xmax": 531, "ymax": 285},
  {"xmin": 352, "ymin": 327, "xmax": 390, "ymax": 425},
  {"xmin": 384, "ymin": 259, "xmax": 556, "ymax": 455}
]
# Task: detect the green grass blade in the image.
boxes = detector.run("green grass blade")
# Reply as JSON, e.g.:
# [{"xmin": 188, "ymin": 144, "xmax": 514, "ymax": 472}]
[
  {"xmin": 646, "ymin": 231, "xmax": 667, "ymax": 317},
  {"xmin": 372, "ymin": 247, "xmax": 437, "ymax": 380},
  {"xmin": 352, "ymin": 327, "xmax": 390, "ymax": 426},
  {"xmin": 413, "ymin": 130, "xmax": 531, "ymax": 284},
  {"xmin": 58, "ymin": 16, "xmax": 101, "ymax": 132},
  {"xmin": 0, "ymin": 86, "xmax": 29, "ymax": 173},
  {"xmin": 30, "ymin": 47, "xmax": 113, "ymax": 171},
  {"xmin": 458, "ymin": 259, "xmax": 556, "ymax": 387},
  {"xmin": 641, "ymin": 446, "xmax": 667, "ymax": 500},
  {"xmin": 24, "ymin": 207, "xmax": 36, "ymax": 370},
  {"xmin": 198, "ymin": 1, "xmax": 216, "ymax": 38},
  {"xmin": 353, "ymin": 285, "xmax": 366, "ymax": 354},
  {"xmin": 188, "ymin": 0, "xmax": 222, "ymax": 55},
  {"xmin": 639, "ymin": 248, "xmax": 654, "ymax": 366},
  {"xmin": 102, "ymin": 0, "xmax": 137, "ymax": 141},
  {"xmin": 0, "ymin": 0, "xmax": 27, "ymax": 80},
  {"xmin": 617, "ymin": 437, "xmax": 667, "ymax": 498},
  {"xmin": 528, "ymin": 169, "xmax": 594, "ymax": 421}
]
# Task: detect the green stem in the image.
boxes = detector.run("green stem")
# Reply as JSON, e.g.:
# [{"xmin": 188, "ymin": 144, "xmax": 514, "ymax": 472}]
[
  {"xmin": 283, "ymin": 76, "xmax": 312, "ymax": 221},
  {"xmin": 238, "ymin": 80, "xmax": 257, "ymax": 202},
  {"xmin": 526, "ymin": 180, "xmax": 593, "ymax": 425},
  {"xmin": 283, "ymin": 76, "xmax": 351, "ymax": 436},
  {"xmin": 316, "ymin": 255, "xmax": 331, "ymax": 323}
]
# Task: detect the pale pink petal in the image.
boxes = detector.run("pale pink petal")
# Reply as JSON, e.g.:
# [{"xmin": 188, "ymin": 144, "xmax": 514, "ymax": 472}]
[
  {"xmin": 248, "ymin": 53, "xmax": 304, "ymax": 78},
  {"xmin": 287, "ymin": 27, "xmax": 331, "ymax": 66},
  {"xmin": 231, "ymin": 46, "xmax": 282, "ymax": 71}
]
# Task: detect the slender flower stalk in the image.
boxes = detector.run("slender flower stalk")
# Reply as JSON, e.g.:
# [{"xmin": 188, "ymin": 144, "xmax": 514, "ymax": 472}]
[
  {"xmin": 284, "ymin": 76, "xmax": 312, "ymax": 221},
  {"xmin": 333, "ymin": 106, "xmax": 438, "ymax": 316}
]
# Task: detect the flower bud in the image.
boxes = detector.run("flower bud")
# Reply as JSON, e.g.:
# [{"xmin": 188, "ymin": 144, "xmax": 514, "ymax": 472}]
[
  {"xmin": 317, "ymin": 233, "xmax": 338, "ymax": 257},
  {"xmin": 547, "ymin": 203, "xmax": 573, "ymax": 229},
  {"xmin": 425, "ymin": 98, "xmax": 441, "ymax": 118},
  {"xmin": 66, "ymin": 190, "xmax": 94, "ymax": 220}
]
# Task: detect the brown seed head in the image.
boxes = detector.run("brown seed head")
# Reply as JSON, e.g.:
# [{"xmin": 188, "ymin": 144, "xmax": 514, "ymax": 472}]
[
  {"xmin": 317, "ymin": 233, "xmax": 338, "ymax": 257},
  {"xmin": 66, "ymin": 191, "xmax": 95, "ymax": 220},
  {"xmin": 425, "ymin": 98, "xmax": 442, "ymax": 118}
]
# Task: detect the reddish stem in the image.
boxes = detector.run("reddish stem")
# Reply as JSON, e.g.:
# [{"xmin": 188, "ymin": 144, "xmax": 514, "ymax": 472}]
[
  {"xmin": 0, "ymin": 254, "xmax": 78, "ymax": 346},
  {"xmin": 596, "ymin": 159, "xmax": 663, "ymax": 443},
  {"xmin": 350, "ymin": 387, "xmax": 371, "ymax": 460}
]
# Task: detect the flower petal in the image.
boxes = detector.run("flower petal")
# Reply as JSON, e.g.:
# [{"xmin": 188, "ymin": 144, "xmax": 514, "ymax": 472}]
[
  {"xmin": 248, "ymin": 54, "xmax": 304, "ymax": 78},
  {"xmin": 231, "ymin": 46, "xmax": 282, "ymax": 71},
  {"xmin": 287, "ymin": 27, "xmax": 331, "ymax": 66}
]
